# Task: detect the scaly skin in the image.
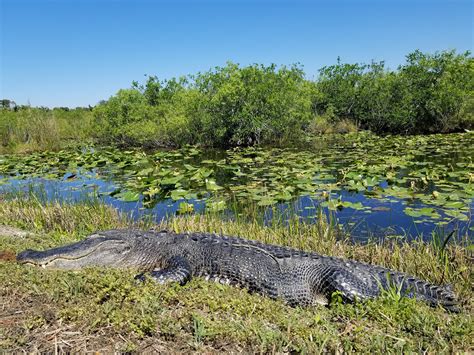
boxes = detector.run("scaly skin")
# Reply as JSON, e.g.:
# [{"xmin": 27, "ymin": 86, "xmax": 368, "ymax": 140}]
[{"xmin": 16, "ymin": 229, "xmax": 458, "ymax": 311}]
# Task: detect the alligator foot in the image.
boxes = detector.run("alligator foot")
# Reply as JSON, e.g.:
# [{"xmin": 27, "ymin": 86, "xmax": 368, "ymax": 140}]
[{"xmin": 135, "ymin": 256, "xmax": 192, "ymax": 285}]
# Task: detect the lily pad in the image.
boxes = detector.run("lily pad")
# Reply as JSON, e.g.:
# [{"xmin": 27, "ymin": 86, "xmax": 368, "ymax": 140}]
[
  {"xmin": 116, "ymin": 191, "xmax": 140, "ymax": 202},
  {"xmin": 177, "ymin": 202, "xmax": 194, "ymax": 214},
  {"xmin": 170, "ymin": 188, "xmax": 189, "ymax": 201},
  {"xmin": 206, "ymin": 179, "xmax": 223, "ymax": 191}
]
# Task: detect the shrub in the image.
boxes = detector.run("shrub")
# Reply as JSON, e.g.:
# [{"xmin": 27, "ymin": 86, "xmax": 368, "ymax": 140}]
[
  {"xmin": 399, "ymin": 50, "xmax": 474, "ymax": 132},
  {"xmin": 93, "ymin": 63, "xmax": 316, "ymax": 148},
  {"xmin": 313, "ymin": 50, "xmax": 473, "ymax": 134},
  {"xmin": 4, "ymin": 49, "xmax": 470, "ymax": 152},
  {"xmin": 307, "ymin": 105, "xmax": 337, "ymax": 134},
  {"xmin": 192, "ymin": 63, "xmax": 314, "ymax": 146}
]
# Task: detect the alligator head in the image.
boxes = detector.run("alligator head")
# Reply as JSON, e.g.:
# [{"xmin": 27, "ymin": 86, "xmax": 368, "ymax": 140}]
[{"xmin": 16, "ymin": 230, "xmax": 158, "ymax": 270}]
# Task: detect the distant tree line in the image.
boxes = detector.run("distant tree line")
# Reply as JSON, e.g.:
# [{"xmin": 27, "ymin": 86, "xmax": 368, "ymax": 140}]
[
  {"xmin": 0, "ymin": 101, "xmax": 93, "ymax": 112},
  {"xmin": 2, "ymin": 49, "xmax": 473, "ymax": 150},
  {"xmin": 92, "ymin": 49, "xmax": 473, "ymax": 147}
]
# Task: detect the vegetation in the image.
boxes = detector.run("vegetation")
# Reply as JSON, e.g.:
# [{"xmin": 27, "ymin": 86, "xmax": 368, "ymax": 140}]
[
  {"xmin": 92, "ymin": 63, "xmax": 316, "ymax": 148},
  {"xmin": 1, "ymin": 132, "xmax": 472, "ymax": 230},
  {"xmin": 0, "ymin": 198, "xmax": 472, "ymax": 352},
  {"xmin": 1, "ymin": 49, "xmax": 472, "ymax": 353},
  {"xmin": 1, "ymin": 50, "xmax": 472, "ymax": 151},
  {"xmin": 93, "ymin": 50, "xmax": 473, "ymax": 148},
  {"xmin": 0, "ymin": 107, "xmax": 93, "ymax": 153},
  {"xmin": 315, "ymin": 51, "xmax": 473, "ymax": 134}
]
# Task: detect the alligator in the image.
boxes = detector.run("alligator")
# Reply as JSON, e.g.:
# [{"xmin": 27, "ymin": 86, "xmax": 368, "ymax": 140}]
[{"xmin": 16, "ymin": 229, "xmax": 458, "ymax": 311}]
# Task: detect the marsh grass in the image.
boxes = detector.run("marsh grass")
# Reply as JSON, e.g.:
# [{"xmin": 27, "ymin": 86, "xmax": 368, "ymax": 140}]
[
  {"xmin": 0, "ymin": 108, "xmax": 94, "ymax": 153},
  {"xmin": 0, "ymin": 198, "xmax": 472, "ymax": 352},
  {"xmin": 0, "ymin": 197, "xmax": 130, "ymax": 236}
]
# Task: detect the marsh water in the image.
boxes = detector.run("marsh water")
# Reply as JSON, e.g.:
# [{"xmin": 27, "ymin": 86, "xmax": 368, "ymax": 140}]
[{"xmin": 1, "ymin": 132, "xmax": 473, "ymax": 242}]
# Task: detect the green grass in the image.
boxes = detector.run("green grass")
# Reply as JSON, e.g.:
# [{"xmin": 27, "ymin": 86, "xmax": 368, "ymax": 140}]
[
  {"xmin": 0, "ymin": 108, "xmax": 94, "ymax": 154},
  {"xmin": 0, "ymin": 198, "xmax": 472, "ymax": 352}
]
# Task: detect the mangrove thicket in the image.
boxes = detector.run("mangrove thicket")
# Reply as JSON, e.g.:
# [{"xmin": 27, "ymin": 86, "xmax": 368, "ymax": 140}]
[{"xmin": 1, "ymin": 49, "xmax": 472, "ymax": 151}]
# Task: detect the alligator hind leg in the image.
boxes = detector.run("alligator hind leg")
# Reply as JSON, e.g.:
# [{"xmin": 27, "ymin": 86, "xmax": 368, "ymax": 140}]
[
  {"xmin": 135, "ymin": 256, "xmax": 192, "ymax": 285},
  {"xmin": 307, "ymin": 264, "xmax": 379, "ymax": 305}
]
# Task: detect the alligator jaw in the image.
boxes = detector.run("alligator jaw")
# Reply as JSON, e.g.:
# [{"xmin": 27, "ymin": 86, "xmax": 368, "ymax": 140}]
[
  {"xmin": 18, "ymin": 248, "xmax": 102, "ymax": 268},
  {"xmin": 16, "ymin": 234, "xmax": 133, "ymax": 270}
]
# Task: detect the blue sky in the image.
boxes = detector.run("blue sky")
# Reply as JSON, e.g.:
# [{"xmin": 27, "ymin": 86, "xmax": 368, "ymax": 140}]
[{"xmin": 1, "ymin": 0, "xmax": 472, "ymax": 107}]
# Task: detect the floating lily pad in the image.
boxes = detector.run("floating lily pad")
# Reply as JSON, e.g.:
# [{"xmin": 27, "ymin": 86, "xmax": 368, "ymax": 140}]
[
  {"xmin": 0, "ymin": 133, "xmax": 472, "ymax": 238},
  {"xmin": 170, "ymin": 188, "xmax": 189, "ymax": 201},
  {"xmin": 341, "ymin": 201, "xmax": 365, "ymax": 210},
  {"xmin": 206, "ymin": 179, "xmax": 223, "ymax": 191},
  {"xmin": 404, "ymin": 207, "xmax": 441, "ymax": 219},
  {"xmin": 206, "ymin": 199, "xmax": 226, "ymax": 212},
  {"xmin": 116, "ymin": 191, "xmax": 140, "ymax": 202},
  {"xmin": 177, "ymin": 202, "xmax": 194, "ymax": 214}
]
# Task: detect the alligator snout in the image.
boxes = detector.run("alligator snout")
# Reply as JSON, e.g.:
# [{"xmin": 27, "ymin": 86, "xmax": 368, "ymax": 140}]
[{"xmin": 16, "ymin": 249, "xmax": 44, "ymax": 265}]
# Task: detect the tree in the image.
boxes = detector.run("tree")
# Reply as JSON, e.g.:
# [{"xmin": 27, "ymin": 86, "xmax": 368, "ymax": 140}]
[
  {"xmin": 0, "ymin": 99, "xmax": 16, "ymax": 110},
  {"xmin": 399, "ymin": 50, "xmax": 474, "ymax": 132}
]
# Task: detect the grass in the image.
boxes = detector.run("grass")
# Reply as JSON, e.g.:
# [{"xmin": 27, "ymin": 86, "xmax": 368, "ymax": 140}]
[
  {"xmin": 0, "ymin": 198, "xmax": 473, "ymax": 352},
  {"xmin": 0, "ymin": 108, "xmax": 94, "ymax": 154}
]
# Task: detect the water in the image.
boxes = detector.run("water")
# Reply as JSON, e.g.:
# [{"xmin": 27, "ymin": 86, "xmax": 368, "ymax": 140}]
[{"xmin": 1, "ymin": 132, "xmax": 473, "ymax": 242}]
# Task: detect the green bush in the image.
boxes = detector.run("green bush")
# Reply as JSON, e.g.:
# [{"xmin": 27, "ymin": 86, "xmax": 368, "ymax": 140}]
[
  {"xmin": 2, "ymin": 49, "xmax": 472, "ymax": 152},
  {"xmin": 191, "ymin": 63, "xmax": 315, "ymax": 146},
  {"xmin": 92, "ymin": 49, "xmax": 471, "ymax": 146},
  {"xmin": 93, "ymin": 63, "xmax": 316, "ymax": 147},
  {"xmin": 93, "ymin": 89, "xmax": 153, "ymax": 140},
  {"xmin": 399, "ymin": 50, "xmax": 474, "ymax": 132},
  {"xmin": 315, "ymin": 50, "xmax": 473, "ymax": 134}
]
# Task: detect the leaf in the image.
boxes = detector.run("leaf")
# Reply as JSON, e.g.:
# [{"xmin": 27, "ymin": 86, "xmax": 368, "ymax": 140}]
[
  {"xmin": 177, "ymin": 202, "xmax": 194, "ymax": 214},
  {"xmin": 275, "ymin": 190, "xmax": 293, "ymax": 201},
  {"xmin": 404, "ymin": 207, "xmax": 440, "ymax": 219},
  {"xmin": 116, "ymin": 191, "xmax": 140, "ymax": 202},
  {"xmin": 442, "ymin": 201, "xmax": 464, "ymax": 209},
  {"xmin": 161, "ymin": 175, "xmax": 183, "ymax": 186},
  {"xmin": 257, "ymin": 196, "xmax": 277, "ymax": 206},
  {"xmin": 138, "ymin": 167, "xmax": 154, "ymax": 176},
  {"xmin": 170, "ymin": 188, "xmax": 188, "ymax": 201},
  {"xmin": 341, "ymin": 201, "xmax": 364, "ymax": 210},
  {"xmin": 444, "ymin": 209, "xmax": 469, "ymax": 221},
  {"xmin": 206, "ymin": 200, "xmax": 226, "ymax": 212},
  {"xmin": 205, "ymin": 179, "xmax": 223, "ymax": 191}
]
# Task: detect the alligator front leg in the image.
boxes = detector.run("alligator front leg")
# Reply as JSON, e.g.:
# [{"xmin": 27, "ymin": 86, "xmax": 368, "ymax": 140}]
[{"xmin": 135, "ymin": 256, "xmax": 192, "ymax": 285}]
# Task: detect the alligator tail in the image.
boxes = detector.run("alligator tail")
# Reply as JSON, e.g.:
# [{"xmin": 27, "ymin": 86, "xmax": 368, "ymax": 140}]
[{"xmin": 378, "ymin": 270, "xmax": 459, "ymax": 312}]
